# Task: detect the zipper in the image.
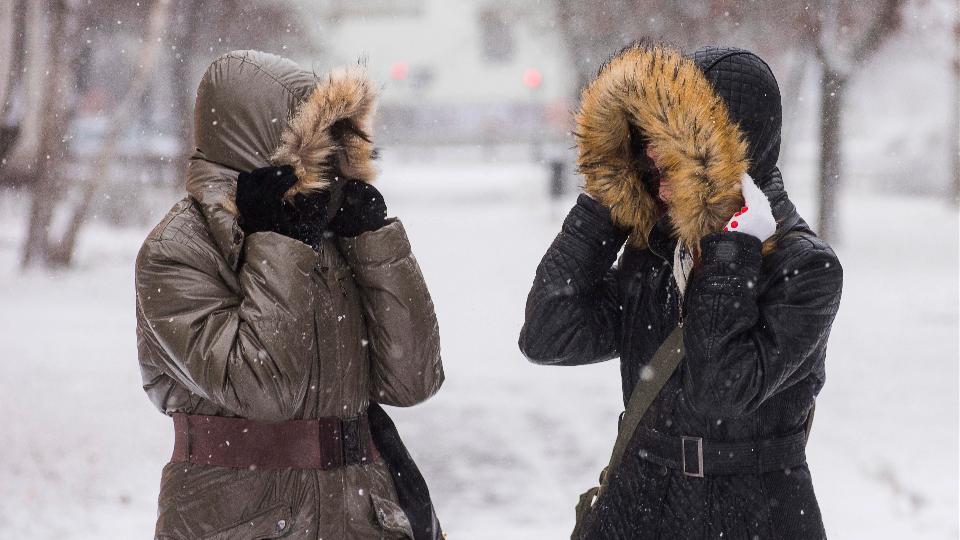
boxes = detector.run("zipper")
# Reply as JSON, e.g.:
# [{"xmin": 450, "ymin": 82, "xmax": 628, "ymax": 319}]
[
  {"xmin": 312, "ymin": 245, "xmax": 327, "ymax": 417},
  {"xmin": 317, "ymin": 242, "xmax": 349, "ymax": 423}
]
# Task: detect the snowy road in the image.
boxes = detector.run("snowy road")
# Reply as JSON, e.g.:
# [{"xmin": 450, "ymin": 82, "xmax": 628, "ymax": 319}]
[{"xmin": 0, "ymin": 161, "xmax": 956, "ymax": 539}]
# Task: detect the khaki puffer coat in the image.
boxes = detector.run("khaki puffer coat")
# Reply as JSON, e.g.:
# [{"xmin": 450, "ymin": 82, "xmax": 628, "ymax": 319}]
[{"xmin": 135, "ymin": 50, "xmax": 443, "ymax": 540}]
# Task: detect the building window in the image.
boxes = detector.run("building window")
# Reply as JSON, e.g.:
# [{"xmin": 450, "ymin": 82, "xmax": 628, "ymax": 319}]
[{"xmin": 479, "ymin": 9, "xmax": 513, "ymax": 63}]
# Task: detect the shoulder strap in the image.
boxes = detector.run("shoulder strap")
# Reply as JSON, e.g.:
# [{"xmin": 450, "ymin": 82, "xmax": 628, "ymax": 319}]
[
  {"xmin": 599, "ymin": 325, "xmax": 685, "ymax": 493},
  {"xmin": 804, "ymin": 402, "xmax": 816, "ymax": 444}
]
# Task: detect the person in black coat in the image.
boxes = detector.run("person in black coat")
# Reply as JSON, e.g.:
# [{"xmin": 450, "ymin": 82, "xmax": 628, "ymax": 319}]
[{"xmin": 519, "ymin": 44, "xmax": 843, "ymax": 539}]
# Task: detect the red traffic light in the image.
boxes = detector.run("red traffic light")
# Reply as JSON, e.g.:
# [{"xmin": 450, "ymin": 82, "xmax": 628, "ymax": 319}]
[
  {"xmin": 390, "ymin": 61, "xmax": 409, "ymax": 81},
  {"xmin": 522, "ymin": 68, "xmax": 542, "ymax": 89}
]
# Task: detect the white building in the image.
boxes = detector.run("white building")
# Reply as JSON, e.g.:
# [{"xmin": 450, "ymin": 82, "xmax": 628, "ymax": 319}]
[{"xmin": 299, "ymin": 0, "xmax": 577, "ymax": 145}]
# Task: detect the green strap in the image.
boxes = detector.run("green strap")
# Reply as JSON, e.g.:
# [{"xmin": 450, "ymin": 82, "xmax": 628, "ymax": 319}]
[
  {"xmin": 601, "ymin": 325, "xmax": 685, "ymax": 492},
  {"xmin": 572, "ymin": 325, "xmax": 685, "ymax": 540},
  {"xmin": 804, "ymin": 402, "xmax": 816, "ymax": 443}
]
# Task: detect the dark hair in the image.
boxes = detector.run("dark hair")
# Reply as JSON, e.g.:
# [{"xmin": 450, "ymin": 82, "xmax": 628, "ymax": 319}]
[{"xmin": 325, "ymin": 118, "xmax": 375, "ymax": 182}]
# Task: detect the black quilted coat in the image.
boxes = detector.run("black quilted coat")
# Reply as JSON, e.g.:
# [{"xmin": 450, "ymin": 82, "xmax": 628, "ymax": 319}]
[{"xmin": 520, "ymin": 46, "xmax": 843, "ymax": 539}]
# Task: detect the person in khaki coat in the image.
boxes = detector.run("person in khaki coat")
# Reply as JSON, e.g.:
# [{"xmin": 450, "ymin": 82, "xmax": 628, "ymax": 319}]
[{"xmin": 135, "ymin": 50, "xmax": 443, "ymax": 540}]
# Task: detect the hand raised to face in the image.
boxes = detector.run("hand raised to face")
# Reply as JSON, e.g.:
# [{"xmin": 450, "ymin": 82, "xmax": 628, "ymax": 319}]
[
  {"xmin": 328, "ymin": 180, "xmax": 388, "ymax": 238},
  {"xmin": 235, "ymin": 165, "xmax": 300, "ymax": 236},
  {"xmin": 723, "ymin": 173, "xmax": 776, "ymax": 242},
  {"xmin": 236, "ymin": 165, "xmax": 331, "ymax": 249}
]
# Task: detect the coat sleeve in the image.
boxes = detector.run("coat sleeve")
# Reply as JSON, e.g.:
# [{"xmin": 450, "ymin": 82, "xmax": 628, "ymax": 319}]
[
  {"xmin": 518, "ymin": 194, "xmax": 628, "ymax": 366},
  {"xmin": 338, "ymin": 220, "xmax": 443, "ymax": 407},
  {"xmin": 681, "ymin": 231, "xmax": 843, "ymax": 418},
  {"xmin": 135, "ymin": 232, "xmax": 321, "ymax": 421}
]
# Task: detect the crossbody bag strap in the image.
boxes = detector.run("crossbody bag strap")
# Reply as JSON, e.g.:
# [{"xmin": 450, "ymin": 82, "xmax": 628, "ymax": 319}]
[
  {"xmin": 599, "ymin": 324, "xmax": 685, "ymax": 495},
  {"xmin": 804, "ymin": 402, "xmax": 816, "ymax": 444},
  {"xmin": 572, "ymin": 325, "xmax": 686, "ymax": 540}
]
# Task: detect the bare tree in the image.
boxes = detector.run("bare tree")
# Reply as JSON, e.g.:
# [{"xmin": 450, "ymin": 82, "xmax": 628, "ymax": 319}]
[
  {"xmin": 51, "ymin": 0, "xmax": 313, "ymax": 267},
  {"xmin": 4, "ymin": 0, "xmax": 314, "ymax": 270},
  {"xmin": 19, "ymin": 0, "xmax": 78, "ymax": 268},
  {"xmin": 801, "ymin": 0, "xmax": 904, "ymax": 241},
  {"xmin": 1, "ymin": 0, "xmax": 54, "ymax": 184},
  {"xmin": 166, "ymin": 0, "xmax": 318, "ymax": 175},
  {"xmin": 952, "ymin": 0, "xmax": 959, "ymax": 204},
  {"xmin": 0, "ymin": 0, "xmax": 27, "ymax": 163},
  {"xmin": 554, "ymin": 0, "xmax": 809, "ymax": 96},
  {"xmin": 50, "ymin": 0, "xmax": 173, "ymax": 267},
  {"xmin": 0, "ymin": 1, "xmax": 17, "ymax": 117},
  {"xmin": 168, "ymin": 0, "xmax": 202, "ymax": 169}
]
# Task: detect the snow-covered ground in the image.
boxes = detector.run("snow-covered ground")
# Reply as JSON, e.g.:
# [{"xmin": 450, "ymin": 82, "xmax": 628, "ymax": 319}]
[{"xmin": 0, "ymin": 160, "xmax": 956, "ymax": 539}]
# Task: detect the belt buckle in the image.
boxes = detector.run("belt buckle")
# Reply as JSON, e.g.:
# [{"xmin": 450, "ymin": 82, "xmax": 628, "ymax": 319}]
[{"xmin": 681, "ymin": 436, "xmax": 704, "ymax": 478}]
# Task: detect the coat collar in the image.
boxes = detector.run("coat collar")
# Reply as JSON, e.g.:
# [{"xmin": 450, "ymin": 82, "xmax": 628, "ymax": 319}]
[{"xmin": 186, "ymin": 153, "xmax": 246, "ymax": 270}]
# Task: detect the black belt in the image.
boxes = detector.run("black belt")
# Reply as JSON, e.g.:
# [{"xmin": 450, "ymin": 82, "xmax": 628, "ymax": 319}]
[{"xmin": 634, "ymin": 426, "xmax": 808, "ymax": 477}]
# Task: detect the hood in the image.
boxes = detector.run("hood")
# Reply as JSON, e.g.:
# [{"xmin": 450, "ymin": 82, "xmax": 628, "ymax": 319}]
[
  {"xmin": 690, "ymin": 46, "xmax": 782, "ymax": 182},
  {"xmin": 574, "ymin": 43, "xmax": 781, "ymax": 253},
  {"xmin": 185, "ymin": 50, "xmax": 377, "ymax": 268}
]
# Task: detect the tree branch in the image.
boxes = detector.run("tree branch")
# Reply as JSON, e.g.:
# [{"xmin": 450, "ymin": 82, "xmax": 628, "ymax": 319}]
[
  {"xmin": 51, "ymin": 0, "xmax": 173, "ymax": 266},
  {"xmin": 852, "ymin": 0, "xmax": 903, "ymax": 64}
]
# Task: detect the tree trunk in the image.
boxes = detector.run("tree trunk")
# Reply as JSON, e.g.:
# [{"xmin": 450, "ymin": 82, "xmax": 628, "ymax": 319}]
[
  {"xmin": 170, "ymin": 0, "xmax": 199, "ymax": 181},
  {"xmin": 553, "ymin": 0, "xmax": 592, "ymax": 100},
  {"xmin": 0, "ymin": 0, "xmax": 18, "ymax": 113},
  {"xmin": 20, "ymin": 0, "xmax": 73, "ymax": 269},
  {"xmin": 50, "ymin": 0, "xmax": 172, "ymax": 267},
  {"xmin": 3, "ymin": 0, "xmax": 51, "ymax": 178},
  {"xmin": 777, "ymin": 50, "xmax": 808, "ymax": 170},
  {"xmin": 816, "ymin": 70, "xmax": 846, "ymax": 242},
  {"xmin": 0, "ymin": 0, "xmax": 27, "ymax": 164},
  {"xmin": 952, "ymin": 7, "xmax": 959, "ymax": 205}
]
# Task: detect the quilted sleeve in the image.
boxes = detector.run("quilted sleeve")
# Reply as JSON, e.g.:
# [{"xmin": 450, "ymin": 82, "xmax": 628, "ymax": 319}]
[
  {"xmin": 681, "ymin": 231, "xmax": 843, "ymax": 418},
  {"xmin": 519, "ymin": 194, "xmax": 628, "ymax": 365}
]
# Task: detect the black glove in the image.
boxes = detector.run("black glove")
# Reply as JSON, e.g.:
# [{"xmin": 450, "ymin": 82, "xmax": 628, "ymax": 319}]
[
  {"xmin": 279, "ymin": 190, "xmax": 330, "ymax": 250},
  {"xmin": 328, "ymin": 180, "xmax": 388, "ymax": 237},
  {"xmin": 236, "ymin": 165, "xmax": 329, "ymax": 249},
  {"xmin": 236, "ymin": 165, "xmax": 297, "ymax": 235}
]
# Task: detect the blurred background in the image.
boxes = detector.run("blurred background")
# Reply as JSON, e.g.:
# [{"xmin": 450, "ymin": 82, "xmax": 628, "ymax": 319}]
[{"xmin": 0, "ymin": 0, "xmax": 957, "ymax": 538}]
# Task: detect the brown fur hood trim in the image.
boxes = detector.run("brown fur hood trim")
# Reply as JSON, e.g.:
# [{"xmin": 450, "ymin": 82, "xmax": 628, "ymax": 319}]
[
  {"xmin": 575, "ymin": 44, "xmax": 750, "ymax": 253},
  {"xmin": 271, "ymin": 66, "xmax": 378, "ymax": 197}
]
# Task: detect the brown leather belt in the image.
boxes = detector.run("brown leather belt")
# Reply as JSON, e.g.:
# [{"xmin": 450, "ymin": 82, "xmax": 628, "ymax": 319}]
[{"xmin": 171, "ymin": 412, "xmax": 380, "ymax": 470}]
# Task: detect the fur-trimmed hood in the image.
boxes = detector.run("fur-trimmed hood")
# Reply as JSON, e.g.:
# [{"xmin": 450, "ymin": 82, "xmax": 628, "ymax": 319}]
[
  {"xmin": 575, "ymin": 43, "xmax": 780, "ymax": 253},
  {"xmin": 185, "ymin": 50, "xmax": 377, "ymax": 268}
]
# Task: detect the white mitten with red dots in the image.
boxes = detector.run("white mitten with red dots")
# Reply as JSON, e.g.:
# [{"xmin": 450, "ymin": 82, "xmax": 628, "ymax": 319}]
[{"xmin": 723, "ymin": 173, "xmax": 776, "ymax": 242}]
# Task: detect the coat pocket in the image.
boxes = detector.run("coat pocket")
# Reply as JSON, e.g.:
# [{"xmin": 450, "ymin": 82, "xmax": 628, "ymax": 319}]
[
  {"xmin": 370, "ymin": 493, "xmax": 415, "ymax": 539},
  {"xmin": 200, "ymin": 503, "xmax": 293, "ymax": 540}
]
